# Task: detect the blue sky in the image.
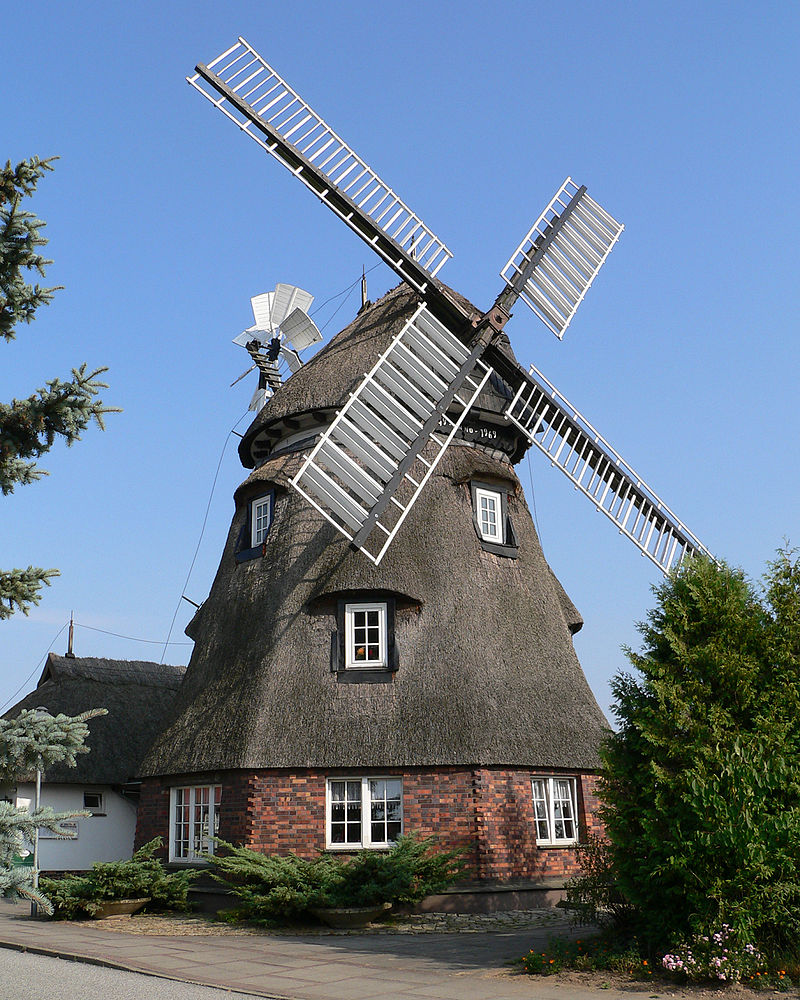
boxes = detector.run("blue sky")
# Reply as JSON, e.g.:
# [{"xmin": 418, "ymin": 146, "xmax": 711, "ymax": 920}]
[{"xmin": 2, "ymin": 0, "xmax": 799, "ymax": 721}]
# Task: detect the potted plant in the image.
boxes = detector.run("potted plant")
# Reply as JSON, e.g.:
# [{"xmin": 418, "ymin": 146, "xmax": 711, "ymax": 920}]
[
  {"xmin": 39, "ymin": 838, "xmax": 196, "ymax": 919},
  {"xmin": 210, "ymin": 833, "xmax": 467, "ymax": 927}
]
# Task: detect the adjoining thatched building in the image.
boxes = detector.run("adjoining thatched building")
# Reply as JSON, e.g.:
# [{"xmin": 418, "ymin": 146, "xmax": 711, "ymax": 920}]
[
  {"xmin": 4, "ymin": 654, "xmax": 184, "ymax": 870},
  {"xmin": 137, "ymin": 285, "xmax": 609, "ymax": 897}
]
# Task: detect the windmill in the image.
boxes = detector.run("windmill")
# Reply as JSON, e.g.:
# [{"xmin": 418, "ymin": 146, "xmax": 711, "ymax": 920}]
[
  {"xmin": 190, "ymin": 37, "xmax": 711, "ymax": 573},
  {"xmin": 231, "ymin": 283, "xmax": 322, "ymax": 411}
]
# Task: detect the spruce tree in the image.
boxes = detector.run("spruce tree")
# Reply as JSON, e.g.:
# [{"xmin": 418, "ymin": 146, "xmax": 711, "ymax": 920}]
[
  {"xmin": 0, "ymin": 156, "xmax": 117, "ymax": 617},
  {"xmin": 599, "ymin": 550, "xmax": 800, "ymax": 953},
  {"xmin": 0, "ymin": 707, "xmax": 106, "ymax": 912}
]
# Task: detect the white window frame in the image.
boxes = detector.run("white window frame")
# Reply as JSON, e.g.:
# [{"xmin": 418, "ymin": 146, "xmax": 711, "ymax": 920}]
[
  {"xmin": 475, "ymin": 487, "xmax": 502, "ymax": 542},
  {"xmin": 531, "ymin": 776, "xmax": 579, "ymax": 846},
  {"xmin": 169, "ymin": 784, "xmax": 222, "ymax": 862},
  {"xmin": 326, "ymin": 777, "xmax": 403, "ymax": 850},
  {"xmin": 250, "ymin": 494, "xmax": 273, "ymax": 547},
  {"xmin": 344, "ymin": 602, "xmax": 387, "ymax": 669}
]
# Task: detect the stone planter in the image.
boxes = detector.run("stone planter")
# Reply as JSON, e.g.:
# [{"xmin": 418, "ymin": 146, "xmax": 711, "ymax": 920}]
[
  {"xmin": 310, "ymin": 902, "xmax": 391, "ymax": 928},
  {"xmin": 90, "ymin": 898, "xmax": 150, "ymax": 919}
]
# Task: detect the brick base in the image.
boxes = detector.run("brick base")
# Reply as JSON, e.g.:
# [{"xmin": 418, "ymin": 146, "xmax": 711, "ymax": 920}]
[{"xmin": 136, "ymin": 766, "xmax": 602, "ymax": 882}]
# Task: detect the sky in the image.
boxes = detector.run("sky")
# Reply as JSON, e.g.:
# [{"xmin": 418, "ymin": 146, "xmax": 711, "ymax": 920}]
[{"xmin": 2, "ymin": 0, "xmax": 799, "ymax": 722}]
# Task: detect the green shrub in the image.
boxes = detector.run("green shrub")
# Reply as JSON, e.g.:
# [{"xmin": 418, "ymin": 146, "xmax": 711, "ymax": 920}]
[
  {"xmin": 210, "ymin": 832, "xmax": 467, "ymax": 925},
  {"xmin": 208, "ymin": 847, "xmax": 337, "ymax": 923},
  {"xmin": 39, "ymin": 838, "xmax": 196, "ymax": 918}
]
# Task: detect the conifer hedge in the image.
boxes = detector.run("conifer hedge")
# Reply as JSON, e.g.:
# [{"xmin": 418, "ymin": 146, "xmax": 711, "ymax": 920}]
[{"xmin": 598, "ymin": 549, "xmax": 800, "ymax": 954}]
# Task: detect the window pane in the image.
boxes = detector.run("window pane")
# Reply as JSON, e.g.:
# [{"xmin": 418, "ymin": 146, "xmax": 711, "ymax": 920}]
[
  {"xmin": 555, "ymin": 779, "xmax": 572, "ymax": 802},
  {"xmin": 368, "ymin": 778, "xmax": 402, "ymax": 845},
  {"xmin": 329, "ymin": 779, "xmax": 364, "ymax": 847},
  {"xmin": 531, "ymin": 779, "xmax": 552, "ymax": 843},
  {"xmin": 385, "ymin": 779, "xmax": 402, "ymax": 798}
]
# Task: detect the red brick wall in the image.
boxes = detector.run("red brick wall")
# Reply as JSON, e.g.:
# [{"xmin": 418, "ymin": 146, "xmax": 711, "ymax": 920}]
[
  {"xmin": 134, "ymin": 778, "xmax": 170, "ymax": 856},
  {"xmin": 136, "ymin": 766, "xmax": 604, "ymax": 881}
]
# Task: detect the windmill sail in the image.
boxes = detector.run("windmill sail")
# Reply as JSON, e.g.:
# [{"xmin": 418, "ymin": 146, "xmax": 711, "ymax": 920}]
[
  {"xmin": 499, "ymin": 178, "xmax": 623, "ymax": 340},
  {"xmin": 189, "ymin": 38, "xmax": 453, "ymax": 294},
  {"xmin": 280, "ymin": 307, "xmax": 321, "ymax": 352},
  {"xmin": 194, "ymin": 39, "xmax": 711, "ymax": 574},
  {"xmin": 290, "ymin": 303, "xmax": 492, "ymax": 564},
  {"xmin": 506, "ymin": 365, "xmax": 712, "ymax": 572},
  {"xmin": 232, "ymin": 284, "xmax": 321, "ymax": 408}
]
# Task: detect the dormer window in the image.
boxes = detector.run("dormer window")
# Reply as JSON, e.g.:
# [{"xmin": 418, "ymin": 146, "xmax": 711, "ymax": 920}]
[
  {"xmin": 470, "ymin": 480, "xmax": 519, "ymax": 558},
  {"xmin": 328, "ymin": 596, "xmax": 399, "ymax": 677},
  {"xmin": 235, "ymin": 489, "xmax": 276, "ymax": 562},
  {"xmin": 251, "ymin": 495, "xmax": 273, "ymax": 547}
]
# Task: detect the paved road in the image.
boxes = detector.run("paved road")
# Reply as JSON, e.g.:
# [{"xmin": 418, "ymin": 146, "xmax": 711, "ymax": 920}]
[{"xmin": 0, "ymin": 949, "xmax": 262, "ymax": 999}]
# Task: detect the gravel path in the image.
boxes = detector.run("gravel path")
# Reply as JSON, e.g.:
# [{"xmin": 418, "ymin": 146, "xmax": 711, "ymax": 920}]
[{"xmin": 62, "ymin": 907, "xmax": 575, "ymax": 937}]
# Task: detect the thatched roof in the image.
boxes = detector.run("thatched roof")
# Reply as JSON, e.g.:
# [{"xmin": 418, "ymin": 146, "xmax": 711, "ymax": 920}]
[
  {"xmin": 142, "ymin": 287, "xmax": 608, "ymax": 779},
  {"xmin": 240, "ymin": 284, "xmax": 527, "ymax": 466},
  {"xmin": 4, "ymin": 655, "xmax": 185, "ymax": 785}
]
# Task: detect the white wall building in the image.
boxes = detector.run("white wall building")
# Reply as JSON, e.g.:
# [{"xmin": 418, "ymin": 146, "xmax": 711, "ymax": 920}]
[
  {"xmin": 4, "ymin": 654, "xmax": 185, "ymax": 872},
  {"xmin": 13, "ymin": 782, "xmax": 138, "ymax": 870}
]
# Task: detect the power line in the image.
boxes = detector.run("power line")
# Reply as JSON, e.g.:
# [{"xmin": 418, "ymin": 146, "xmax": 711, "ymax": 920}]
[
  {"xmin": 75, "ymin": 622, "xmax": 192, "ymax": 646},
  {"xmin": 0, "ymin": 622, "xmax": 68, "ymax": 713},
  {"xmin": 311, "ymin": 262, "xmax": 380, "ymax": 323},
  {"xmin": 159, "ymin": 415, "xmax": 248, "ymax": 663},
  {"xmin": 526, "ymin": 449, "xmax": 544, "ymax": 556},
  {"xmin": 159, "ymin": 267, "xmax": 381, "ymax": 665}
]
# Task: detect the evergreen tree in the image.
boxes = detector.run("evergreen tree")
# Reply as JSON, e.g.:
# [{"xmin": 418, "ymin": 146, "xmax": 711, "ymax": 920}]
[
  {"xmin": 599, "ymin": 550, "xmax": 800, "ymax": 953},
  {"xmin": 0, "ymin": 707, "xmax": 106, "ymax": 912},
  {"xmin": 1, "ymin": 156, "xmax": 117, "ymax": 617}
]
